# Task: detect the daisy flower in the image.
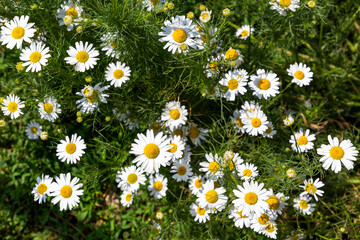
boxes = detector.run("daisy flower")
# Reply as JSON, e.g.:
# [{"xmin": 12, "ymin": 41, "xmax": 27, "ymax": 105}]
[
  {"xmin": 196, "ymin": 180, "xmax": 228, "ymax": 211},
  {"xmin": 19, "ymin": 42, "xmax": 50, "ymax": 72},
  {"xmin": 168, "ymin": 135, "xmax": 186, "ymax": 160},
  {"xmin": 31, "ymin": 174, "xmax": 53, "ymax": 204},
  {"xmin": 199, "ymin": 9, "xmax": 212, "ymax": 23},
  {"xmin": 76, "ymin": 83, "xmax": 110, "ymax": 114},
  {"xmin": 56, "ymin": 0, "xmax": 83, "ymax": 31},
  {"xmin": 50, "ymin": 173, "xmax": 83, "ymax": 211},
  {"xmin": 224, "ymin": 47, "xmax": 243, "ymax": 67},
  {"xmin": 299, "ymin": 178, "xmax": 324, "ymax": 201},
  {"xmin": 265, "ymin": 188, "xmax": 289, "ymax": 218},
  {"xmin": 263, "ymin": 122, "xmax": 277, "ymax": 138},
  {"xmin": 158, "ymin": 15, "xmax": 199, "ymax": 54},
  {"xmin": 130, "ymin": 129, "xmax": 172, "ymax": 174},
  {"xmin": 0, "ymin": 15, "xmax": 36, "ymax": 49},
  {"xmin": 120, "ymin": 191, "xmax": 133, "ymax": 208},
  {"xmin": 148, "ymin": 174, "xmax": 168, "ymax": 199},
  {"xmin": 105, "ymin": 61, "xmax": 131, "ymax": 88},
  {"xmin": 115, "ymin": 165, "xmax": 146, "ymax": 193},
  {"xmin": 289, "ymin": 128, "xmax": 316, "ymax": 153},
  {"xmin": 242, "ymin": 109, "xmax": 269, "ymax": 136},
  {"xmin": 250, "ymin": 212, "xmax": 275, "ymax": 233},
  {"xmin": 171, "ymin": 126, "xmax": 189, "ymax": 139},
  {"xmin": 199, "ymin": 153, "xmax": 223, "ymax": 180},
  {"xmin": 38, "ymin": 96, "xmax": 61, "ymax": 122},
  {"xmin": 143, "ymin": 0, "xmax": 165, "ymax": 11},
  {"xmin": 25, "ymin": 121, "xmax": 42, "ymax": 140},
  {"xmin": 233, "ymin": 181, "xmax": 270, "ymax": 217},
  {"xmin": 287, "ymin": 62, "xmax": 313, "ymax": 87},
  {"xmin": 270, "ymin": 0, "xmax": 300, "ymax": 16},
  {"xmin": 229, "ymin": 205, "xmax": 251, "ymax": 228},
  {"xmin": 235, "ymin": 25, "xmax": 254, "ymax": 40},
  {"xmin": 205, "ymin": 55, "xmax": 221, "ymax": 78},
  {"xmin": 1, "ymin": 94, "xmax": 25, "ymax": 119},
  {"xmin": 56, "ymin": 133, "xmax": 86, "ymax": 164},
  {"xmin": 317, "ymin": 135, "xmax": 358, "ymax": 173},
  {"xmin": 65, "ymin": 41, "xmax": 99, "ymax": 72},
  {"xmin": 188, "ymin": 175, "xmax": 204, "ymax": 196},
  {"xmin": 249, "ymin": 69, "xmax": 280, "ymax": 99},
  {"xmin": 221, "ymin": 152, "xmax": 244, "ymax": 173},
  {"xmin": 237, "ymin": 163, "xmax": 259, "ymax": 181},
  {"xmin": 161, "ymin": 101, "xmax": 188, "ymax": 130},
  {"xmin": 283, "ymin": 110, "xmax": 295, "ymax": 126},
  {"xmin": 100, "ymin": 31, "xmax": 121, "ymax": 59},
  {"xmin": 293, "ymin": 195, "xmax": 315, "ymax": 215},
  {"xmin": 262, "ymin": 221, "xmax": 278, "ymax": 239},
  {"xmin": 231, "ymin": 109, "xmax": 246, "ymax": 134},
  {"xmin": 170, "ymin": 158, "xmax": 193, "ymax": 182},
  {"xmin": 190, "ymin": 202, "xmax": 211, "ymax": 223},
  {"xmin": 241, "ymin": 100, "xmax": 262, "ymax": 115},
  {"xmin": 188, "ymin": 124, "xmax": 208, "ymax": 146},
  {"xmin": 219, "ymin": 69, "xmax": 248, "ymax": 101}
]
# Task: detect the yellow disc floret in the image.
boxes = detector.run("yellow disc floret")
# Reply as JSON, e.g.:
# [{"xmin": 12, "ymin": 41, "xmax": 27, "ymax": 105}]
[
  {"xmin": 258, "ymin": 79, "xmax": 271, "ymax": 90},
  {"xmin": 279, "ymin": 0, "xmax": 291, "ymax": 8},
  {"xmin": 37, "ymin": 183, "xmax": 47, "ymax": 194},
  {"xmin": 169, "ymin": 109, "xmax": 180, "ymax": 120},
  {"xmin": 294, "ymin": 70, "xmax": 305, "ymax": 80},
  {"xmin": 244, "ymin": 192, "xmax": 258, "ymax": 205},
  {"xmin": 30, "ymin": 127, "xmax": 38, "ymax": 134},
  {"xmin": 60, "ymin": 185, "xmax": 73, "ymax": 198},
  {"xmin": 251, "ymin": 118, "xmax": 261, "ymax": 128},
  {"xmin": 7, "ymin": 102, "xmax": 18, "ymax": 113},
  {"xmin": 125, "ymin": 193, "xmax": 132, "ymax": 202},
  {"xmin": 205, "ymin": 190, "xmax": 218, "ymax": 203},
  {"xmin": 29, "ymin": 52, "xmax": 42, "ymax": 63},
  {"xmin": 177, "ymin": 166, "xmax": 187, "ymax": 176},
  {"xmin": 227, "ymin": 79, "xmax": 238, "ymax": 90},
  {"xmin": 196, "ymin": 206, "xmax": 206, "ymax": 215},
  {"xmin": 43, "ymin": 102, "xmax": 53, "ymax": 113},
  {"xmin": 65, "ymin": 143, "xmax": 77, "ymax": 154},
  {"xmin": 144, "ymin": 143, "xmax": 160, "ymax": 159},
  {"xmin": 299, "ymin": 200, "xmax": 308, "ymax": 209},
  {"xmin": 297, "ymin": 136, "xmax": 308, "ymax": 145},
  {"xmin": 241, "ymin": 30, "xmax": 249, "ymax": 37},
  {"xmin": 208, "ymin": 161, "xmax": 219, "ymax": 173},
  {"xmin": 329, "ymin": 146, "xmax": 344, "ymax": 160},
  {"xmin": 306, "ymin": 183, "xmax": 317, "ymax": 194},
  {"xmin": 189, "ymin": 127, "xmax": 200, "ymax": 138},
  {"xmin": 172, "ymin": 29, "xmax": 187, "ymax": 43},
  {"xmin": 76, "ymin": 51, "xmax": 89, "ymax": 63},
  {"xmin": 243, "ymin": 169, "xmax": 252, "ymax": 177},
  {"xmin": 127, "ymin": 173, "xmax": 138, "ymax": 184},
  {"xmin": 225, "ymin": 49, "xmax": 239, "ymax": 61},
  {"xmin": 113, "ymin": 69, "xmax": 124, "ymax": 79},
  {"xmin": 266, "ymin": 196, "xmax": 280, "ymax": 209},
  {"xmin": 12, "ymin": 27, "xmax": 25, "ymax": 39},
  {"xmin": 194, "ymin": 179, "xmax": 202, "ymax": 188},
  {"xmin": 66, "ymin": 8, "xmax": 78, "ymax": 18},
  {"xmin": 154, "ymin": 181, "xmax": 163, "ymax": 191}
]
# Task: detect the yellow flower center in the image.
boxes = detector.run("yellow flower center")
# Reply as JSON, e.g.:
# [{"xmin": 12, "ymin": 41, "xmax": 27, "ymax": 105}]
[
  {"xmin": 205, "ymin": 190, "xmax": 218, "ymax": 203},
  {"xmin": 66, "ymin": 8, "xmax": 78, "ymax": 18},
  {"xmin": 29, "ymin": 52, "xmax": 42, "ymax": 63},
  {"xmin": 226, "ymin": 160, "xmax": 235, "ymax": 171},
  {"xmin": 11, "ymin": 26, "xmax": 25, "ymax": 39},
  {"xmin": 173, "ymin": 129, "xmax": 183, "ymax": 137},
  {"xmin": 194, "ymin": 179, "xmax": 202, "ymax": 188},
  {"xmin": 329, "ymin": 146, "xmax": 344, "ymax": 160},
  {"xmin": 154, "ymin": 181, "xmax": 163, "ymax": 191},
  {"xmin": 208, "ymin": 161, "xmax": 219, "ymax": 173},
  {"xmin": 76, "ymin": 51, "xmax": 89, "ymax": 63},
  {"xmin": 127, "ymin": 173, "xmax": 138, "ymax": 184},
  {"xmin": 227, "ymin": 79, "xmax": 238, "ymax": 90},
  {"xmin": 241, "ymin": 30, "xmax": 249, "ymax": 37},
  {"xmin": 297, "ymin": 136, "xmax": 308, "ymax": 145},
  {"xmin": 125, "ymin": 193, "xmax": 132, "ymax": 202},
  {"xmin": 113, "ymin": 69, "xmax": 124, "ymax": 79},
  {"xmin": 189, "ymin": 127, "xmax": 200, "ymax": 138},
  {"xmin": 177, "ymin": 166, "xmax": 187, "ymax": 176},
  {"xmin": 150, "ymin": 0, "xmax": 160, "ymax": 5},
  {"xmin": 144, "ymin": 143, "xmax": 160, "ymax": 159},
  {"xmin": 251, "ymin": 118, "xmax": 261, "ymax": 128},
  {"xmin": 209, "ymin": 61, "xmax": 218, "ymax": 71},
  {"xmin": 86, "ymin": 90, "xmax": 98, "ymax": 103},
  {"xmin": 244, "ymin": 192, "xmax": 258, "ymax": 205},
  {"xmin": 201, "ymin": 13, "xmax": 209, "ymax": 20},
  {"xmin": 258, "ymin": 78, "xmax": 271, "ymax": 90},
  {"xmin": 265, "ymin": 126, "xmax": 272, "ymax": 134},
  {"xmin": 30, "ymin": 127, "xmax": 38, "ymax": 134},
  {"xmin": 60, "ymin": 185, "xmax": 73, "ymax": 198},
  {"xmin": 236, "ymin": 117, "xmax": 244, "ymax": 127},
  {"xmin": 265, "ymin": 224, "xmax": 276, "ymax": 233},
  {"xmin": 179, "ymin": 43, "xmax": 188, "ymax": 51},
  {"xmin": 37, "ymin": 183, "xmax": 47, "ymax": 194},
  {"xmin": 7, "ymin": 102, "xmax": 18, "ymax": 113},
  {"xmin": 169, "ymin": 109, "xmax": 180, "ymax": 120},
  {"xmin": 169, "ymin": 143, "xmax": 177, "ymax": 153},
  {"xmin": 266, "ymin": 196, "xmax": 280, "ymax": 209},
  {"xmin": 225, "ymin": 49, "xmax": 239, "ymax": 61},
  {"xmin": 43, "ymin": 102, "xmax": 53, "ymax": 113},
  {"xmin": 196, "ymin": 206, "xmax": 206, "ymax": 215},
  {"xmin": 306, "ymin": 183, "xmax": 317, "ymax": 194},
  {"xmin": 172, "ymin": 29, "xmax": 187, "ymax": 43},
  {"xmin": 294, "ymin": 70, "xmax": 304, "ymax": 80},
  {"xmin": 243, "ymin": 169, "xmax": 252, "ymax": 177},
  {"xmin": 65, "ymin": 143, "xmax": 77, "ymax": 154},
  {"xmin": 299, "ymin": 200, "xmax": 308, "ymax": 209},
  {"xmin": 258, "ymin": 214, "xmax": 270, "ymax": 225},
  {"xmin": 238, "ymin": 209, "xmax": 247, "ymax": 218},
  {"xmin": 279, "ymin": 0, "xmax": 291, "ymax": 8}
]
